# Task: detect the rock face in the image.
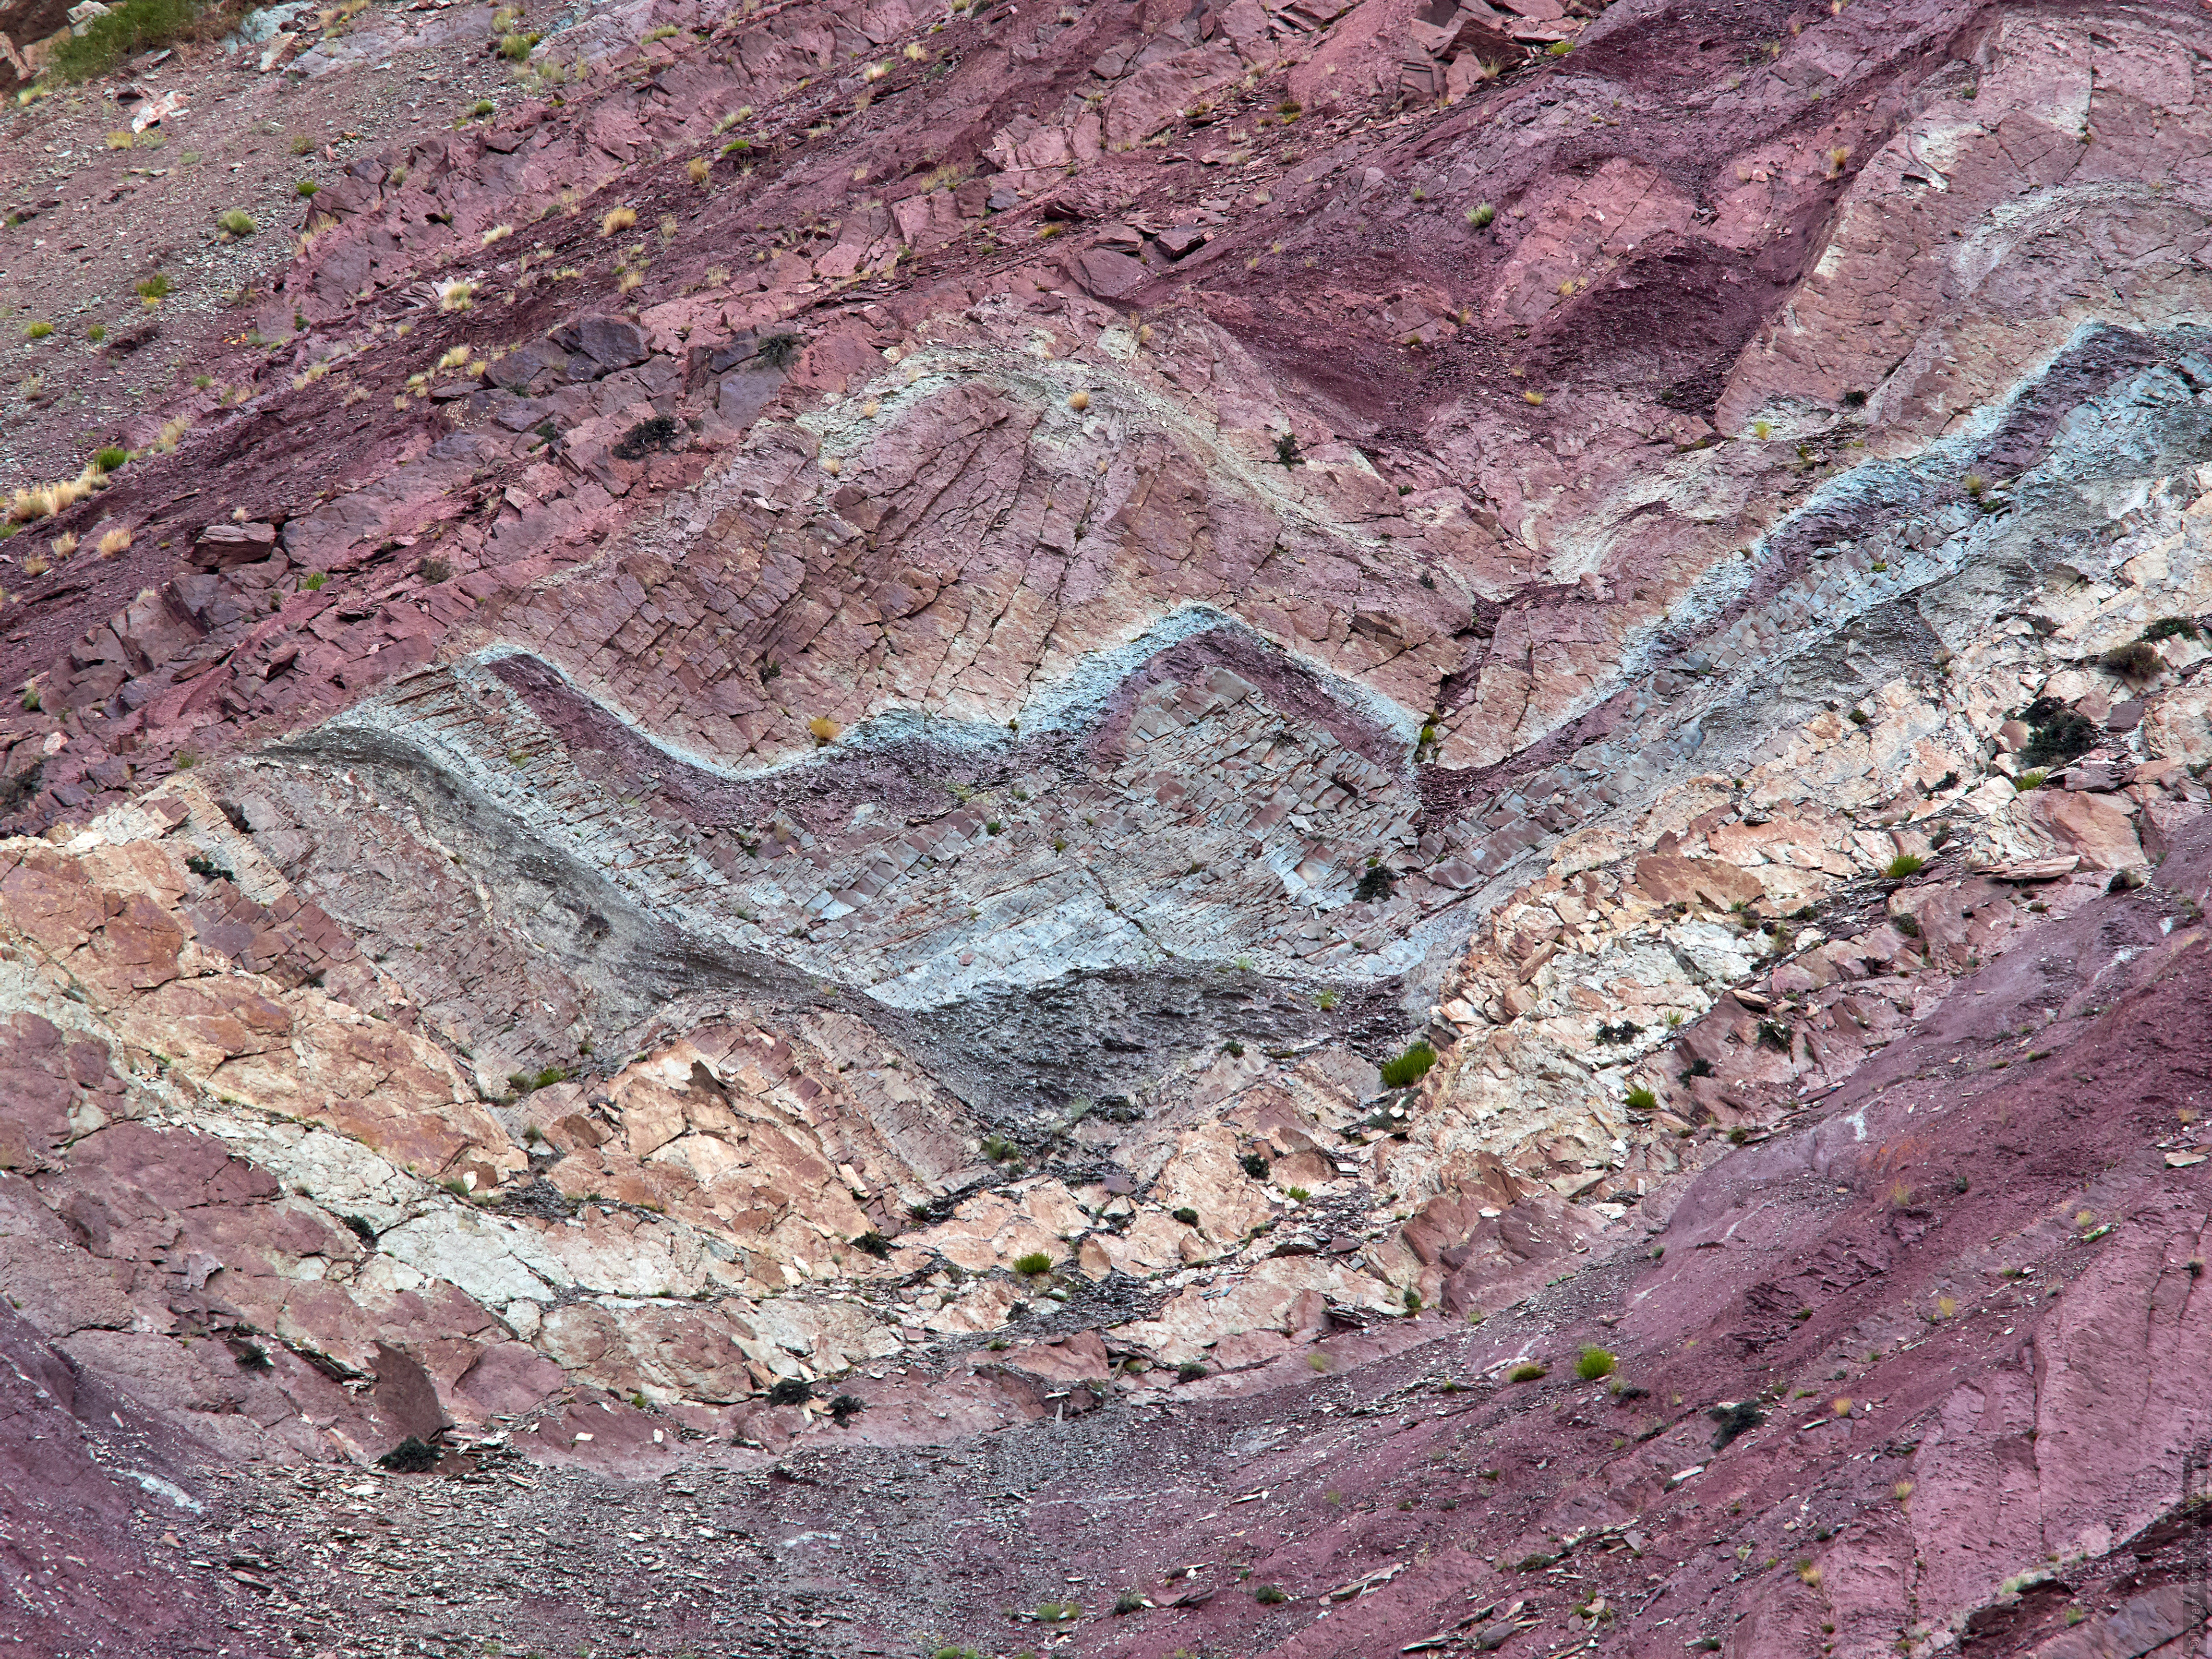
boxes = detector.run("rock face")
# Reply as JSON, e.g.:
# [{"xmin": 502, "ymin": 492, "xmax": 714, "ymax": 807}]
[{"xmin": 1, "ymin": 0, "xmax": 2212, "ymax": 1652}]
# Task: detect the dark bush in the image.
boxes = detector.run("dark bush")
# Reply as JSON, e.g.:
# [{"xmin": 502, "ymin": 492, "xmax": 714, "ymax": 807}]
[
  {"xmin": 1172, "ymin": 1207, "xmax": 1199, "ymax": 1226},
  {"xmin": 1709, "ymin": 1400, "xmax": 1765, "ymax": 1451},
  {"xmin": 758, "ymin": 332, "xmax": 803, "ymax": 368},
  {"xmin": 852, "ymin": 1230, "xmax": 891, "ymax": 1258},
  {"xmin": 2018, "ymin": 697, "xmax": 2101, "ymax": 768},
  {"xmin": 766, "ymin": 1378, "xmax": 813, "ymax": 1406},
  {"xmin": 1355, "ymin": 865, "xmax": 1394, "ymax": 902},
  {"xmin": 1596, "ymin": 1020, "xmax": 1641, "ymax": 1044},
  {"xmin": 612, "ymin": 415, "xmax": 681, "ymax": 460},
  {"xmin": 377, "ymin": 1436, "xmax": 440, "ymax": 1473},
  {"xmin": 1177, "ymin": 1360, "xmax": 1207, "ymax": 1382},
  {"xmin": 828, "ymin": 1393, "xmax": 866, "ymax": 1425},
  {"xmin": 343, "ymin": 1215, "xmax": 377, "ymax": 1247},
  {"xmin": 2142, "ymin": 617, "xmax": 2199, "ymax": 642},
  {"xmin": 1239, "ymin": 1152, "xmax": 1270, "ymax": 1180}
]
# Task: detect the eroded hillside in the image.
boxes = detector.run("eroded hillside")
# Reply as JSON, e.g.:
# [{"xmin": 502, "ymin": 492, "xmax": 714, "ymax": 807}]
[{"xmin": 2, "ymin": 0, "xmax": 2211, "ymax": 1654}]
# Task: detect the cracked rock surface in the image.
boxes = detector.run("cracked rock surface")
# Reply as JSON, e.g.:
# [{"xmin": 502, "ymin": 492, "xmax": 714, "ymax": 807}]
[{"xmin": 3, "ymin": 0, "xmax": 2212, "ymax": 1653}]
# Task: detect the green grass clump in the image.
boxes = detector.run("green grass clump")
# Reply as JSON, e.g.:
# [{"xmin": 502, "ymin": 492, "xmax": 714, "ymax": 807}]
[
  {"xmin": 2012, "ymin": 769, "xmax": 2047, "ymax": 792},
  {"xmin": 295, "ymin": 179, "xmax": 319, "ymax": 197},
  {"xmin": 135, "ymin": 273, "xmax": 171, "ymax": 301},
  {"xmin": 1508, "ymin": 1361, "xmax": 1548, "ymax": 1383},
  {"xmin": 24, "ymin": 322, "xmax": 52, "ymax": 340},
  {"xmin": 49, "ymin": 0, "xmax": 196, "ymax": 80},
  {"xmin": 1013, "ymin": 1250, "xmax": 1052, "ymax": 1275},
  {"xmin": 1255, "ymin": 1585, "xmax": 1289, "ymax": 1605},
  {"xmin": 1576, "ymin": 1346, "xmax": 1617, "ymax": 1381},
  {"xmin": 1625, "ymin": 1085, "xmax": 1659, "ymax": 1112},
  {"xmin": 218, "ymin": 210, "xmax": 256, "ymax": 236},
  {"xmin": 1379, "ymin": 1041, "xmax": 1437, "ymax": 1088},
  {"xmin": 93, "ymin": 447, "xmax": 128, "ymax": 472},
  {"xmin": 1467, "ymin": 202, "xmax": 1495, "ymax": 228},
  {"xmin": 1883, "ymin": 853, "xmax": 1925, "ymax": 879}
]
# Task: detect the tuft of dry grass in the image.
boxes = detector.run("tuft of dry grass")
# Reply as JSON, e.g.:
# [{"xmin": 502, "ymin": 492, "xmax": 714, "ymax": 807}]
[
  {"xmin": 49, "ymin": 532, "xmax": 77, "ymax": 560},
  {"xmin": 600, "ymin": 205, "xmax": 637, "ymax": 237},
  {"xmin": 96, "ymin": 527, "xmax": 132, "ymax": 559},
  {"xmin": 1068, "ymin": 390, "xmax": 1090, "ymax": 411},
  {"xmin": 807, "ymin": 715, "xmax": 841, "ymax": 745},
  {"xmin": 687, "ymin": 156, "xmax": 710, "ymax": 182}
]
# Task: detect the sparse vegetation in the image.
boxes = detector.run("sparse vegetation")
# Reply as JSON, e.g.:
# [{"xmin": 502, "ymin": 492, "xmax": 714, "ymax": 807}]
[
  {"xmin": 1172, "ymin": 1207, "xmax": 1199, "ymax": 1226},
  {"xmin": 1508, "ymin": 1362, "xmax": 1548, "ymax": 1383},
  {"xmin": 218, "ymin": 210, "xmax": 257, "ymax": 237},
  {"xmin": 1883, "ymin": 853, "xmax": 1925, "ymax": 879},
  {"xmin": 1468, "ymin": 202, "xmax": 1495, "ymax": 228},
  {"xmin": 50, "ymin": 0, "xmax": 196, "ymax": 80},
  {"xmin": 1255, "ymin": 1585, "xmax": 1289, "ymax": 1605},
  {"xmin": 765, "ymin": 1378, "xmax": 812, "ymax": 1406},
  {"xmin": 1625, "ymin": 1085, "xmax": 1659, "ymax": 1111},
  {"xmin": 93, "ymin": 447, "xmax": 128, "ymax": 473},
  {"xmin": 1013, "ymin": 1250, "xmax": 1052, "ymax": 1275},
  {"xmin": 1576, "ymin": 1346, "xmax": 1617, "ymax": 1381},
  {"xmin": 600, "ymin": 206, "xmax": 638, "ymax": 237}
]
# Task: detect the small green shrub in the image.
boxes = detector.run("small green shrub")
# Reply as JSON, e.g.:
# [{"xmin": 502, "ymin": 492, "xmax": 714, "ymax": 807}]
[
  {"xmin": 1035, "ymin": 1599, "xmax": 1080, "ymax": 1622},
  {"xmin": 2142, "ymin": 617, "xmax": 2199, "ymax": 642},
  {"xmin": 295, "ymin": 179, "xmax": 320, "ymax": 197},
  {"xmin": 1508, "ymin": 1361, "xmax": 1547, "ymax": 1383},
  {"xmin": 1883, "ymin": 853, "xmax": 1925, "ymax": 879},
  {"xmin": 218, "ymin": 210, "xmax": 257, "ymax": 237},
  {"xmin": 87, "ymin": 324, "xmax": 107, "ymax": 344},
  {"xmin": 851, "ymin": 1230, "xmax": 890, "ymax": 1258},
  {"xmin": 2013, "ymin": 769, "xmax": 2047, "ymax": 791},
  {"xmin": 1177, "ymin": 1360, "xmax": 1207, "ymax": 1382},
  {"xmin": 1379, "ymin": 1041, "xmax": 1436, "ymax": 1088},
  {"xmin": 135, "ymin": 273, "xmax": 171, "ymax": 301},
  {"xmin": 93, "ymin": 446, "xmax": 128, "ymax": 472},
  {"xmin": 1172, "ymin": 1207, "xmax": 1199, "ymax": 1226},
  {"xmin": 1114, "ymin": 1590, "xmax": 1145, "ymax": 1615},
  {"xmin": 1239, "ymin": 1152, "xmax": 1270, "ymax": 1180},
  {"xmin": 24, "ymin": 322, "xmax": 52, "ymax": 341},
  {"xmin": 469, "ymin": 98, "xmax": 496, "ymax": 117},
  {"xmin": 1255, "ymin": 1585, "xmax": 1289, "ymax": 1605},
  {"xmin": 765, "ymin": 1378, "xmax": 812, "ymax": 1406},
  {"xmin": 1013, "ymin": 1250, "xmax": 1052, "ymax": 1275},
  {"xmin": 1625, "ymin": 1085, "xmax": 1659, "ymax": 1112},
  {"xmin": 1576, "ymin": 1346, "xmax": 1617, "ymax": 1381},
  {"xmin": 1467, "ymin": 202, "xmax": 1495, "ymax": 228}
]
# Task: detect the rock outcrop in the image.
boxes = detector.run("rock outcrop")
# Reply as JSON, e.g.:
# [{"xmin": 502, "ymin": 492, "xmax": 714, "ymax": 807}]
[{"xmin": 2, "ymin": 0, "xmax": 2211, "ymax": 1651}]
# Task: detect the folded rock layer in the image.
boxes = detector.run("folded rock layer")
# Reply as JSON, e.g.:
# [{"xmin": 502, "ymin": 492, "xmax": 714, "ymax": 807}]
[{"xmin": 1, "ymin": 0, "xmax": 2211, "ymax": 1652}]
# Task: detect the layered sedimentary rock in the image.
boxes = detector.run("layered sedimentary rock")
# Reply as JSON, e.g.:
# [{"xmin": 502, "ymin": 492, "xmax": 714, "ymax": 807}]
[{"xmin": 2, "ymin": 0, "xmax": 2212, "ymax": 1651}]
